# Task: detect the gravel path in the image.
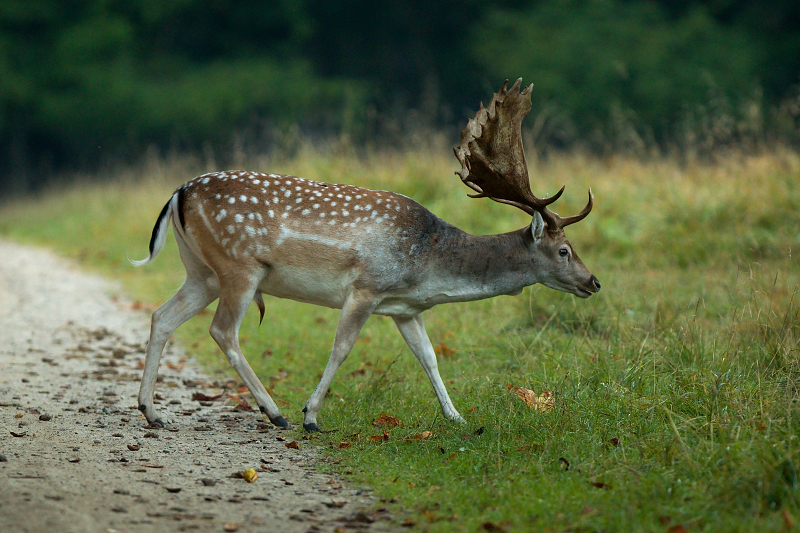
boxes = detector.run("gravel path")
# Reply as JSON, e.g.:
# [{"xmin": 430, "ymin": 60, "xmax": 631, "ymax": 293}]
[{"xmin": 0, "ymin": 241, "xmax": 392, "ymax": 533}]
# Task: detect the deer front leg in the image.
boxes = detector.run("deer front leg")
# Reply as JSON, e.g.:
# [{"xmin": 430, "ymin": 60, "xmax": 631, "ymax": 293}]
[
  {"xmin": 302, "ymin": 292, "xmax": 376, "ymax": 432},
  {"xmin": 139, "ymin": 278, "xmax": 218, "ymax": 427},
  {"xmin": 210, "ymin": 277, "xmax": 288, "ymax": 428},
  {"xmin": 393, "ymin": 314, "xmax": 465, "ymax": 424}
]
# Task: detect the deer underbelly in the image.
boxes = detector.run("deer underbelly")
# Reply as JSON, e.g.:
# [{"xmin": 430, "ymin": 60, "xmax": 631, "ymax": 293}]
[{"xmin": 258, "ymin": 265, "xmax": 356, "ymax": 309}]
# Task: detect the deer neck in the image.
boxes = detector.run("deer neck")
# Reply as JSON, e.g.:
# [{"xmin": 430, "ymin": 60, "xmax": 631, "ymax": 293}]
[{"xmin": 416, "ymin": 221, "xmax": 538, "ymax": 304}]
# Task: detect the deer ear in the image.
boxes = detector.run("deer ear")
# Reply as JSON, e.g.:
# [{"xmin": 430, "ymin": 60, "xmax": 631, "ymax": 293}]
[{"xmin": 530, "ymin": 211, "xmax": 545, "ymax": 240}]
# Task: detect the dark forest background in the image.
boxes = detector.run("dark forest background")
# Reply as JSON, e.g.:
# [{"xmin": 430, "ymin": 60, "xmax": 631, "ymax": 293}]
[{"xmin": 1, "ymin": 0, "xmax": 799, "ymax": 195}]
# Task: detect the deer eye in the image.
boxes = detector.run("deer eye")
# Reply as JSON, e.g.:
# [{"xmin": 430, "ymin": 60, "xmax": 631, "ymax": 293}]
[{"xmin": 559, "ymin": 247, "xmax": 569, "ymax": 257}]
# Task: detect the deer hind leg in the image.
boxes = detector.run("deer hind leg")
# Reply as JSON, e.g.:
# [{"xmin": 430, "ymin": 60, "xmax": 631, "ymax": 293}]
[
  {"xmin": 302, "ymin": 292, "xmax": 377, "ymax": 432},
  {"xmin": 210, "ymin": 275, "xmax": 288, "ymax": 428},
  {"xmin": 393, "ymin": 314, "xmax": 464, "ymax": 423},
  {"xmin": 138, "ymin": 274, "xmax": 218, "ymax": 427}
]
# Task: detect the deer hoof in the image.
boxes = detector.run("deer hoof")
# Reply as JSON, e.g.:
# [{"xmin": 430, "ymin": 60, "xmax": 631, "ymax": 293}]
[
  {"xmin": 148, "ymin": 419, "xmax": 166, "ymax": 429},
  {"xmin": 303, "ymin": 422, "xmax": 320, "ymax": 432},
  {"xmin": 270, "ymin": 415, "xmax": 290, "ymax": 428}
]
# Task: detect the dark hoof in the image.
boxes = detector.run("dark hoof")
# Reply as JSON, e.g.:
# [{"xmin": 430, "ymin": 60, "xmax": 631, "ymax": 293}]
[
  {"xmin": 303, "ymin": 422, "xmax": 320, "ymax": 432},
  {"xmin": 147, "ymin": 419, "xmax": 166, "ymax": 429},
  {"xmin": 270, "ymin": 415, "xmax": 290, "ymax": 429}
]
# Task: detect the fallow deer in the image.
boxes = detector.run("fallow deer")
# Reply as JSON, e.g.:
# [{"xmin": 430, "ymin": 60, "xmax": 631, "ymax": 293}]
[{"xmin": 132, "ymin": 79, "xmax": 600, "ymax": 431}]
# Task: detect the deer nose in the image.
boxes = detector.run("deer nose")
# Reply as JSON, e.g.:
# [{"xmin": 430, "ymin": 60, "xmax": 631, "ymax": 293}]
[{"xmin": 590, "ymin": 275, "xmax": 601, "ymax": 292}]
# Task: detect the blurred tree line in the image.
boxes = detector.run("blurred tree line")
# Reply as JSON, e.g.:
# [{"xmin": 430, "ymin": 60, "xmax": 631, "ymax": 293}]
[{"xmin": 1, "ymin": 0, "xmax": 799, "ymax": 194}]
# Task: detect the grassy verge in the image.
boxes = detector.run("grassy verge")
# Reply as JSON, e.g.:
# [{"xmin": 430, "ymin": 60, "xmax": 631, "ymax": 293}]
[{"xmin": 1, "ymin": 148, "xmax": 799, "ymax": 532}]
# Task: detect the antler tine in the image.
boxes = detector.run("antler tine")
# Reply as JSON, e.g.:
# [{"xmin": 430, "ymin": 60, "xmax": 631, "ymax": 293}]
[
  {"xmin": 558, "ymin": 189, "xmax": 594, "ymax": 227},
  {"xmin": 454, "ymin": 79, "xmax": 562, "ymax": 217}
]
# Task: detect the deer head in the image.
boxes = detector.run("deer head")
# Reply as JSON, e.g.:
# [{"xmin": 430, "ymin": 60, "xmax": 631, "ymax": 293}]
[{"xmin": 454, "ymin": 79, "xmax": 600, "ymax": 297}]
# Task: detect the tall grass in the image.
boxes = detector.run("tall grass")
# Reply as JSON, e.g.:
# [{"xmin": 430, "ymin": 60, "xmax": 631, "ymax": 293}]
[{"xmin": 1, "ymin": 146, "xmax": 798, "ymax": 531}]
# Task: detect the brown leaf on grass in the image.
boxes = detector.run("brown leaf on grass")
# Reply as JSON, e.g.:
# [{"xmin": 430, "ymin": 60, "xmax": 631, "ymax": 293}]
[
  {"xmin": 506, "ymin": 384, "xmax": 554, "ymax": 412},
  {"xmin": 369, "ymin": 430, "xmax": 389, "ymax": 443},
  {"xmin": 191, "ymin": 392, "xmax": 223, "ymax": 402},
  {"xmin": 338, "ymin": 442, "xmax": 352, "ymax": 449},
  {"xmin": 433, "ymin": 343, "xmax": 456, "ymax": 357},
  {"xmin": 667, "ymin": 525, "xmax": 689, "ymax": 533},
  {"xmin": 285, "ymin": 441, "xmax": 300, "ymax": 449},
  {"xmin": 406, "ymin": 431, "xmax": 434, "ymax": 441},
  {"xmin": 783, "ymin": 510, "xmax": 794, "ymax": 531},
  {"xmin": 481, "ymin": 522, "xmax": 507, "ymax": 532},
  {"xmin": 372, "ymin": 413, "xmax": 402, "ymax": 427},
  {"xmin": 165, "ymin": 363, "xmax": 184, "ymax": 371}
]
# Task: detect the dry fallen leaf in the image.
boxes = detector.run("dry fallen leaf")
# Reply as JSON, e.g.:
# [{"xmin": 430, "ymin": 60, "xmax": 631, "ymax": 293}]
[
  {"xmin": 433, "ymin": 343, "xmax": 456, "ymax": 357},
  {"xmin": 230, "ymin": 396, "xmax": 254, "ymax": 411},
  {"xmin": 369, "ymin": 430, "xmax": 390, "ymax": 443},
  {"xmin": 506, "ymin": 385, "xmax": 554, "ymax": 412},
  {"xmin": 667, "ymin": 525, "xmax": 689, "ymax": 533},
  {"xmin": 783, "ymin": 509, "xmax": 794, "ymax": 530},
  {"xmin": 338, "ymin": 442, "xmax": 352, "ymax": 449},
  {"xmin": 165, "ymin": 363, "xmax": 184, "ymax": 371},
  {"xmin": 242, "ymin": 468, "xmax": 258, "ymax": 483},
  {"xmin": 372, "ymin": 413, "xmax": 402, "ymax": 427},
  {"xmin": 285, "ymin": 441, "xmax": 300, "ymax": 449},
  {"xmin": 407, "ymin": 430, "xmax": 434, "ymax": 441},
  {"xmin": 191, "ymin": 392, "xmax": 223, "ymax": 402}
]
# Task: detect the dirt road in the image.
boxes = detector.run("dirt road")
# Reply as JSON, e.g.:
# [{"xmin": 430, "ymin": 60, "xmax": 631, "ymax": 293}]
[{"xmin": 0, "ymin": 241, "xmax": 392, "ymax": 533}]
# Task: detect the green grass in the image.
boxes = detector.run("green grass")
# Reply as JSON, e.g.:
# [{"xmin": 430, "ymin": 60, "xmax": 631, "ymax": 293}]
[{"xmin": 1, "ymin": 147, "xmax": 799, "ymax": 532}]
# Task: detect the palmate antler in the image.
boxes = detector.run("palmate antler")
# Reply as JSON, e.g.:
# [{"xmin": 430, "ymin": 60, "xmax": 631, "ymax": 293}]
[{"xmin": 454, "ymin": 79, "xmax": 592, "ymax": 231}]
